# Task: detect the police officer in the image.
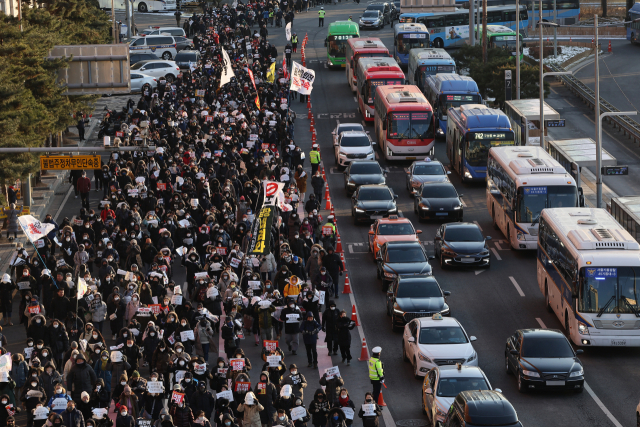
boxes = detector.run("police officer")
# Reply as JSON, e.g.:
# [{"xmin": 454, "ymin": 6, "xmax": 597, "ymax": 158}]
[
  {"xmin": 309, "ymin": 144, "xmax": 321, "ymax": 175},
  {"xmin": 368, "ymin": 346, "xmax": 384, "ymax": 403},
  {"xmin": 318, "ymin": 7, "xmax": 325, "ymax": 27},
  {"xmin": 291, "ymin": 33, "xmax": 299, "ymax": 52}
]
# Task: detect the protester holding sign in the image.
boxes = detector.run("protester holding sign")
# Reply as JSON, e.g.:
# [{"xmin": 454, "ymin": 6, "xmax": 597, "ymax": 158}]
[
  {"xmin": 281, "ymin": 364, "xmax": 307, "ymax": 400},
  {"xmin": 280, "ymin": 297, "xmax": 302, "ymax": 356},
  {"xmin": 357, "ymin": 393, "xmax": 382, "ymax": 427},
  {"xmin": 299, "ymin": 312, "xmax": 321, "ymax": 369},
  {"xmin": 309, "ymin": 389, "xmax": 330, "ymax": 427},
  {"xmin": 237, "ymin": 391, "xmax": 264, "ymax": 427},
  {"xmin": 20, "ymin": 377, "xmax": 47, "ymax": 427},
  {"xmin": 336, "ymin": 389, "xmax": 356, "ymax": 427}
]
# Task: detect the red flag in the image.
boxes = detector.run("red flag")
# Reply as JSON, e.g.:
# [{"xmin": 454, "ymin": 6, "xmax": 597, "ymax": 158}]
[
  {"xmin": 282, "ymin": 54, "xmax": 289, "ymax": 79},
  {"xmin": 247, "ymin": 68, "xmax": 257, "ymax": 91},
  {"xmin": 255, "ymin": 95, "xmax": 261, "ymax": 110}
]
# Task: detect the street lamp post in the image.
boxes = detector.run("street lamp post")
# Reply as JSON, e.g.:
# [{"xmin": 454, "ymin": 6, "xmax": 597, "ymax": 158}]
[
  {"xmin": 597, "ymin": 111, "xmax": 638, "ymax": 208},
  {"xmin": 515, "ymin": 0, "xmax": 520, "ymax": 99},
  {"xmin": 538, "ymin": 18, "xmax": 564, "ymax": 151}
]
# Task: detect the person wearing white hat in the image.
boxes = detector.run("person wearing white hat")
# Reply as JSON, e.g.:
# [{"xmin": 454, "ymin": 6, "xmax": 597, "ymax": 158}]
[
  {"xmin": 309, "ymin": 144, "xmax": 321, "ymax": 175},
  {"xmin": 368, "ymin": 346, "xmax": 384, "ymax": 403}
]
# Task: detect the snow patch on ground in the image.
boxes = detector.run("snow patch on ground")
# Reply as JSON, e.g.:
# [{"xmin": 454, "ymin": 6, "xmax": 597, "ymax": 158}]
[{"xmin": 524, "ymin": 46, "xmax": 590, "ymax": 65}]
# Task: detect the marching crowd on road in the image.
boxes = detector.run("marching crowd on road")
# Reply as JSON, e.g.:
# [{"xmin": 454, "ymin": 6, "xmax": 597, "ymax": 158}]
[{"xmin": 0, "ymin": 1, "xmax": 388, "ymax": 427}]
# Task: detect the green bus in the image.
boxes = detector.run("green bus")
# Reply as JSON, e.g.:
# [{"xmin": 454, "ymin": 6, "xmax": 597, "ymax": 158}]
[
  {"xmin": 325, "ymin": 21, "xmax": 360, "ymax": 68},
  {"xmin": 475, "ymin": 25, "xmax": 524, "ymax": 60}
]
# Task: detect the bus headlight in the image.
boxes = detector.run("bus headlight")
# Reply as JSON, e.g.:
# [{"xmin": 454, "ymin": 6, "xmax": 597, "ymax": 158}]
[{"xmin": 578, "ymin": 323, "xmax": 590, "ymax": 335}]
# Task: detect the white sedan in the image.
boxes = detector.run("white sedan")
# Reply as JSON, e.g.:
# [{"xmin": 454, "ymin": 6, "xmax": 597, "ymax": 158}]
[
  {"xmin": 402, "ymin": 314, "xmax": 478, "ymax": 378},
  {"xmin": 332, "ymin": 122, "xmax": 365, "ymax": 146},
  {"xmin": 130, "ymin": 60, "xmax": 180, "ymax": 82},
  {"xmin": 334, "ymin": 130, "xmax": 376, "ymax": 167},
  {"xmin": 130, "ymin": 73, "xmax": 157, "ymax": 93}
]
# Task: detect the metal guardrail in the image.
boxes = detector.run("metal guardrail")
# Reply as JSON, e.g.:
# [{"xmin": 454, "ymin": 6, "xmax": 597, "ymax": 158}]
[{"xmin": 548, "ymin": 62, "xmax": 640, "ymax": 145}]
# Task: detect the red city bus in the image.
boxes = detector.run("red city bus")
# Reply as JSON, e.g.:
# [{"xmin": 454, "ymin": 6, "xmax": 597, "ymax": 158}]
[
  {"xmin": 345, "ymin": 38, "xmax": 390, "ymax": 92},
  {"xmin": 373, "ymin": 85, "xmax": 436, "ymax": 160},
  {"xmin": 356, "ymin": 58, "xmax": 405, "ymax": 122}
]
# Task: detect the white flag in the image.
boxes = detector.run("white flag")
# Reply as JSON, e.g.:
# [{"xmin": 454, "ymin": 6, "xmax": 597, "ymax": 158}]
[
  {"xmin": 17, "ymin": 215, "xmax": 55, "ymax": 243},
  {"xmin": 290, "ymin": 61, "xmax": 315, "ymax": 95},
  {"xmin": 286, "ymin": 22, "xmax": 292, "ymax": 41},
  {"xmin": 220, "ymin": 48, "xmax": 236, "ymax": 87},
  {"xmin": 77, "ymin": 277, "xmax": 88, "ymax": 298},
  {"xmin": 262, "ymin": 181, "xmax": 293, "ymax": 212}
]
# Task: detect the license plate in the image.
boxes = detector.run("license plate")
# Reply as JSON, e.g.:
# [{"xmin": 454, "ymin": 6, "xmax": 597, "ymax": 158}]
[
  {"xmin": 341, "ymin": 64, "xmax": 346, "ymax": 67},
  {"xmin": 436, "ymin": 213, "xmax": 448, "ymax": 216},
  {"xmin": 611, "ymin": 340, "xmax": 626, "ymax": 346},
  {"xmin": 546, "ymin": 380, "xmax": 565, "ymax": 386},
  {"xmin": 460, "ymin": 258, "xmax": 475, "ymax": 263},
  {"xmin": 371, "ymin": 215, "xmax": 383, "ymax": 220}
]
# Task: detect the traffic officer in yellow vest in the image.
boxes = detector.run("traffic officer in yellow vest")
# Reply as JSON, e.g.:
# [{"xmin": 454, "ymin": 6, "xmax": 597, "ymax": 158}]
[
  {"xmin": 368, "ymin": 346, "xmax": 384, "ymax": 403},
  {"xmin": 318, "ymin": 7, "xmax": 325, "ymax": 26},
  {"xmin": 310, "ymin": 144, "xmax": 321, "ymax": 175},
  {"xmin": 291, "ymin": 33, "xmax": 299, "ymax": 53}
]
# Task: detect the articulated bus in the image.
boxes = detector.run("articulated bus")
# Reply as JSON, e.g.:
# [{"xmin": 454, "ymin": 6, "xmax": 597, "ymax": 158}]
[
  {"xmin": 538, "ymin": 208, "xmax": 640, "ymax": 347},
  {"xmin": 393, "ymin": 23, "xmax": 430, "ymax": 67},
  {"xmin": 407, "ymin": 48, "xmax": 456, "ymax": 93},
  {"xmin": 346, "ymin": 38, "xmax": 390, "ymax": 92},
  {"xmin": 374, "ymin": 85, "xmax": 436, "ymax": 160},
  {"xmin": 326, "ymin": 21, "xmax": 360, "ymax": 68},
  {"xmin": 486, "ymin": 146, "xmax": 579, "ymax": 250},
  {"xmin": 446, "ymin": 104, "xmax": 513, "ymax": 182},
  {"xmin": 423, "ymin": 74, "xmax": 481, "ymax": 138},
  {"xmin": 627, "ymin": 3, "xmax": 640, "ymax": 44},
  {"xmin": 356, "ymin": 58, "xmax": 405, "ymax": 122},
  {"xmin": 400, "ymin": 5, "xmax": 529, "ymax": 47},
  {"xmin": 98, "ymin": 0, "xmax": 176, "ymax": 12},
  {"xmin": 456, "ymin": 0, "xmax": 580, "ymax": 25}
]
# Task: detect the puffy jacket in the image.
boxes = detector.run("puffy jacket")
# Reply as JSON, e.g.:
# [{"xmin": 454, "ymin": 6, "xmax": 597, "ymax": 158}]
[
  {"xmin": 91, "ymin": 301, "xmax": 108, "ymax": 322},
  {"xmin": 255, "ymin": 371, "xmax": 278, "ymax": 420},
  {"xmin": 93, "ymin": 352, "xmax": 113, "ymax": 391},
  {"xmin": 190, "ymin": 389, "xmax": 216, "ymax": 419},
  {"xmin": 281, "ymin": 372, "xmax": 307, "ymax": 400},
  {"xmin": 47, "ymin": 391, "xmax": 73, "ymax": 414},
  {"xmin": 318, "ymin": 373, "xmax": 344, "ymax": 406},
  {"xmin": 61, "ymin": 407, "xmax": 86, "ymax": 427},
  {"xmin": 255, "ymin": 305, "xmax": 276, "ymax": 329},
  {"xmin": 237, "ymin": 399, "xmax": 264, "ymax": 427},
  {"xmin": 10, "ymin": 359, "xmax": 29, "ymax": 389},
  {"xmin": 41, "ymin": 362, "xmax": 63, "ymax": 401},
  {"xmin": 280, "ymin": 306, "xmax": 302, "ymax": 334},
  {"xmin": 309, "ymin": 389, "xmax": 330, "ymax": 427},
  {"xmin": 67, "ymin": 358, "xmax": 97, "ymax": 400},
  {"xmin": 300, "ymin": 319, "xmax": 321, "ymax": 346},
  {"xmin": 358, "ymin": 402, "xmax": 382, "ymax": 427},
  {"xmin": 170, "ymin": 404, "xmax": 195, "ymax": 427}
]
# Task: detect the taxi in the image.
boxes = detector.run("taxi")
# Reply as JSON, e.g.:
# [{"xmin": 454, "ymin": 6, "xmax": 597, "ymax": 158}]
[{"xmin": 368, "ymin": 215, "xmax": 422, "ymax": 260}]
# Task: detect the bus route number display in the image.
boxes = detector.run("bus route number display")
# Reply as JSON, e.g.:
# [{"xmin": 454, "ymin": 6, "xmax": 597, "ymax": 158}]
[
  {"xmin": 446, "ymin": 95, "xmax": 475, "ymax": 102},
  {"xmin": 475, "ymin": 133, "xmax": 507, "ymax": 140},
  {"xmin": 330, "ymin": 35, "xmax": 352, "ymax": 40},
  {"xmin": 404, "ymin": 33, "xmax": 426, "ymax": 38}
]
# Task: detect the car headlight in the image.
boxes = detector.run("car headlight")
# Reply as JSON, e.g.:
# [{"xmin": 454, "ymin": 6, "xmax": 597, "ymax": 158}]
[
  {"xmin": 388, "ymin": 207, "xmax": 397, "ymax": 213},
  {"xmin": 569, "ymin": 368, "xmax": 584, "ymax": 377},
  {"xmin": 419, "ymin": 204, "xmax": 429, "ymax": 210},
  {"xmin": 578, "ymin": 323, "xmax": 589, "ymax": 335},
  {"xmin": 366, "ymin": 149, "xmax": 374, "ymax": 155},
  {"xmin": 480, "ymin": 249, "xmax": 489, "ymax": 255},
  {"xmin": 418, "ymin": 351, "xmax": 432, "ymax": 363},
  {"xmin": 453, "ymin": 204, "xmax": 462, "ymax": 210},
  {"xmin": 411, "ymin": 180, "xmax": 421, "ymax": 188},
  {"xmin": 517, "ymin": 232, "xmax": 525, "ymax": 240},
  {"xmin": 347, "ymin": 180, "xmax": 356, "ymax": 187},
  {"xmin": 393, "ymin": 304, "xmax": 404, "ymax": 315},
  {"xmin": 440, "ymin": 304, "xmax": 450, "ymax": 315},
  {"xmin": 355, "ymin": 207, "xmax": 365, "ymax": 213},
  {"xmin": 522, "ymin": 369, "xmax": 540, "ymax": 378},
  {"xmin": 383, "ymin": 271, "xmax": 396, "ymax": 279},
  {"xmin": 463, "ymin": 167, "xmax": 472, "ymax": 179},
  {"xmin": 466, "ymin": 351, "xmax": 477, "ymax": 363}
]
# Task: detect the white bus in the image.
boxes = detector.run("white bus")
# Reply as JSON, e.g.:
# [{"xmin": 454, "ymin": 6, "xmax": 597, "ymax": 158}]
[
  {"xmin": 537, "ymin": 208, "xmax": 640, "ymax": 347},
  {"xmin": 99, "ymin": 0, "xmax": 176, "ymax": 13},
  {"xmin": 486, "ymin": 146, "xmax": 579, "ymax": 250}
]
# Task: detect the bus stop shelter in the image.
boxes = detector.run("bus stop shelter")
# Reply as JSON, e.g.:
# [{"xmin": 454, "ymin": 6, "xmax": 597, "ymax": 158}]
[
  {"xmin": 610, "ymin": 196, "xmax": 640, "ymax": 242},
  {"xmin": 504, "ymin": 99, "xmax": 561, "ymax": 146},
  {"xmin": 547, "ymin": 138, "xmax": 617, "ymax": 172}
]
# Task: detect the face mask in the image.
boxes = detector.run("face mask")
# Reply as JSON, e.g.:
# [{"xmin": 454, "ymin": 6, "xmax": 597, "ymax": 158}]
[
  {"xmin": 127, "ymin": 343, "xmax": 133, "ymax": 348},
  {"xmin": 102, "ymin": 355, "xmax": 109, "ymax": 360},
  {"xmin": 289, "ymin": 304, "xmax": 294, "ymax": 308},
  {"xmin": 160, "ymin": 348, "xmax": 165, "ymax": 352},
  {"xmin": 121, "ymin": 381, "xmax": 126, "ymax": 386},
  {"xmin": 55, "ymin": 389, "xmax": 62, "ymax": 395},
  {"xmin": 93, "ymin": 334, "xmax": 98, "ymax": 339},
  {"xmin": 279, "ymin": 417, "xmax": 285, "ymax": 421},
  {"xmin": 177, "ymin": 348, "xmax": 183, "ymax": 353},
  {"xmin": 185, "ymin": 378, "xmax": 191, "ymax": 382},
  {"xmin": 150, "ymin": 333, "xmax": 155, "ymax": 337},
  {"xmin": 291, "ymin": 370, "xmax": 297, "ymax": 375},
  {"xmin": 341, "ymin": 393, "xmax": 347, "ymax": 398},
  {"xmin": 3, "ymin": 400, "xmax": 8, "ymax": 404},
  {"xmin": 66, "ymin": 238, "xmax": 71, "ymax": 242},
  {"xmin": 225, "ymin": 423, "xmax": 231, "ymax": 426},
  {"xmin": 107, "ymin": 245, "xmax": 112, "ymax": 249},
  {"xmin": 366, "ymin": 398, "xmax": 373, "ymax": 402},
  {"xmin": 334, "ymin": 415, "xmax": 339, "ymax": 420},
  {"xmin": 121, "ymin": 412, "xmax": 128, "ymax": 417},
  {"xmin": 330, "ymin": 307, "xmax": 335, "ymax": 311},
  {"xmin": 181, "ymin": 322, "xmax": 186, "ymax": 326},
  {"xmin": 123, "ymin": 333, "xmax": 128, "ymax": 338},
  {"xmin": 132, "ymin": 298, "xmax": 138, "ymax": 302},
  {"xmin": 37, "ymin": 344, "xmax": 43, "ymax": 349},
  {"xmin": 23, "ymin": 271, "xmax": 29, "ymax": 276},
  {"xmin": 31, "ymin": 382, "xmax": 37, "ymax": 387},
  {"xmin": 179, "ymin": 362, "xmax": 185, "ymax": 366},
  {"xmin": 42, "ymin": 352, "xmax": 48, "ymax": 357},
  {"xmin": 114, "ymin": 297, "xmax": 119, "ymax": 301},
  {"xmin": 96, "ymin": 386, "xmax": 101, "ymax": 391},
  {"xmin": 53, "ymin": 323, "xmax": 59, "ymax": 328}
]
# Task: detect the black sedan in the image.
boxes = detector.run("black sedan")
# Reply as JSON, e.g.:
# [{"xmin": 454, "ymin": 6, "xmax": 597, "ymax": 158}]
[
  {"xmin": 505, "ymin": 329, "xmax": 584, "ymax": 393},
  {"xmin": 344, "ymin": 160, "xmax": 387, "ymax": 195},
  {"xmin": 414, "ymin": 183, "xmax": 463, "ymax": 221},
  {"xmin": 377, "ymin": 241, "xmax": 433, "ymax": 291},
  {"xmin": 386, "ymin": 274, "xmax": 450, "ymax": 331},
  {"xmin": 434, "ymin": 223, "xmax": 491, "ymax": 269},
  {"xmin": 174, "ymin": 50, "xmax": 201, "ymax": 70},
  {"xmin": 351, "ymin": 185, "xmax": 398, "ymax": 224}
]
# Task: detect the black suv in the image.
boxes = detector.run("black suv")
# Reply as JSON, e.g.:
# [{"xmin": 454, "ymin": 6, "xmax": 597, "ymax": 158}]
[
  {"xmin": 437, "ymin": 390, "xmax": 522, "ymax": 427},
  {"xmin": 365, "ymin": 3, "xmax": 392, "ymax": 25}
]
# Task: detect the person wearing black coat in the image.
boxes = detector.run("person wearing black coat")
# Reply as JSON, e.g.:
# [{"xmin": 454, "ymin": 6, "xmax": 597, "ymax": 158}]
[
  {"xmin": 115, "ymin": 406, "xmax": 135, "ymax": 427},
  {"xmin": 318, "ymin": 372, "xmax": 344, "ymax": 407},
  {"xmin": 357, "ymin": 393, "xmax": 382, "ymax": 427},
  {"xmin": 49, "ymin": 320, "xmax": 70, "ymax": 370},
  {"xmin": 27, "ymin": 315, "xmax": 49, "ymax": 346},
  {"xmin": 254, "ymin": 370, "xmax": 278, "ymax": 426},
  {"xmin": 335, "ymin": 312, "xmax": 356, "ymax": 365},
  {"xmin": 300, "ymin": 313, "xmax": 321, "ymax": 368},
  {"xmin": 190, "ymin": 381, "xmax": 216, "ymax": 420},
  {"xmin": 321, "ymin": 302, "xmax": 339, "ymax": 356},
  {"xmin": 321, "ymin": 247, "xmax": 343, "ymax": 297},
  {"xmin": 291, "ymin": 398, "xmax": 311, "ymax": 427},
  {"xmin": 309, "ymin": 389, "xmax": 330, "ymax": 427}
]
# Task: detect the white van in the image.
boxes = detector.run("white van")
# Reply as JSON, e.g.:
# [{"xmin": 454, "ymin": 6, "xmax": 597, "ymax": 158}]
[
  {"xmin": 129, "ymin": 35, "xmax": 178, "ymax": 60},
  {"xmin": 140, "ymin": 27, "xmax": 186, "ymax": 37}
]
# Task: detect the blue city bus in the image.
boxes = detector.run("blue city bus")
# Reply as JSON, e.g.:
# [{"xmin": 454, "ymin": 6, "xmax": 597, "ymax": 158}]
[
  {"xmin": 393, "ymin": 23, "xmax": 430, "ymax": 67},
  {"xmin": 456, "ymin": 0, "xmax": 580, "ymax": 26},
  {"xmin": 627, "ymin": 3, "xmax": 640, "ymax": 44},
  {"xmin": 407, "ymin": 48, "xmax": 456, "ymax": 91},
  {"xmin": 424, "ymin": 74, "xmax": 482, "ymax": 138},
  {"xmin": 399, "ymin": 5, "xmax": 529, "ymax": 48},
  {"xmin": 446, "ymin": 104, "xmax": 514, "ymax": 182}
]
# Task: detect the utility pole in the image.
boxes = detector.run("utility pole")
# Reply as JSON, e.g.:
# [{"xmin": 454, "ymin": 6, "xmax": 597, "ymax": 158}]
[
  {"xmin": 482, "ymin": 0, "xmax": 487, "ymax": 62},
  {"xmin": 516, "ymin": 0, "xmax": 520, "ymax": 98},
  {"xmin": 539, "ymin": 0, "xmax": 544, "ymax": 150},
  {"xmin": 131, "ymin": 0, "xmax": 136, "ymax": 36},
  {"xmin": 469, "ymin": 0, "xmax": 475, "ymax": 47},
  {"xmin": 112, "ymin": 0, "xmax": 117, "ymax": 44},
  {"xmin": 125, "ymin": 0, "xmax": 130, "ymax": 39},
  {"xmin": 595, "ymin": 14, "xmax": 601, "ymax": 206},
  {"xmin": 553, "ymin": 0, "xmax": 557, "ymax": 57},
  {"xmin": 602, "ymin": 0, "xmax": 607, "ymax": 17}
]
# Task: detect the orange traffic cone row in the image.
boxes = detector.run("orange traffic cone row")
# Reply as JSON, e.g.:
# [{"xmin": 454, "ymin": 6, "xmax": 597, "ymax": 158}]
[
  {"xmin": 343, "ymin": 273, "xmax": 352, "ymax": 294},
  {"xmin": 312, "ymin": 130, "xmax": 317, "ymax": 143},
  {"xmin": 324, "ymin": 186, "xmax": 330, "ymax": 201},
  {"xmin": 358, "ymin": 338, "xmax": 369, "ymax": 361},
  {"xmin": 336, "ymin": 234, "xmax": 343, "ymax": 253},
  {"xmin": 310, "ymin": 122, "xmax": 314, "ymax": 132},
  {"xmin": 307, "ymin": 109, "xmax": 313, "ymax": 119},
  {"xmin": 351, "ymin": 304, "xmax": 360, "ymax": 326},
  {"xmin": 325, "ymin": 195, "xmax": 332, "ymax": 210},
  {"xmin": 307, "ymin": 98, "xmax": 311, "ymax": 109},
  {"xmin": 377, "ymin": 391, "xmax": 387, "ymax": 407}
]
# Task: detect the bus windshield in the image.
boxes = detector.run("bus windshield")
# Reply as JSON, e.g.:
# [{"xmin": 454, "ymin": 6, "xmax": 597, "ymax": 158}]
[
  {"xmin": 328, "ymin": 35, "xmax": 355, "ymax": 58},
  {"xmin": 490, "ymin": 35, "xmax": 523, "ymax": 55},
  {"xmin": 397, "ymin": 34, "xmax": 429, "ymax": 54},
  {"xmin": 465, "ymin": 132, "xmax": 514, "ymax": 167},
  {"xmin": 388, "ymin": 112, "xmax": 434, "ymax": 139},
  {"xmin": 579, "ymin": 267, "xmax": 640, "ymax": 315},
  {"xmin": 439, "ymin": 94, "xmax": 481, "ymax": 120},
  {"xmin": 366, "ymin": 79, "xmax": 405, "ymax": 104},
  {"xmin": 516, "ymin": 186, "xmax": 578, "ymax": 223}
]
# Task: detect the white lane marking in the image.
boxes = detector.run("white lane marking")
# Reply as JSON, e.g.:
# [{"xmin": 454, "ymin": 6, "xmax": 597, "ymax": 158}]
[
  {"xmin": 490, "ymin": 248, "xmax": 502, "ymax": 261},
  {"xmin": 495, "ymin": 242, "xmax": 504, "ymax": 251},
  {"xmin": 353, "ymin": 96, "xmax": 357, "ymax": 102},
  {"xmin": 475, "ymin": 270, "xmax": 485, "ymax": 275},
  {"xmin": 349, "ymin": 244, "xmax": 354, "ymax": 254},
  {"xmin": 509, "ymin": 276, "xmax": 525, "ymax": 297},
  {"xmin": 534, "ymin": 317, "xmax": 623, "ymax": 427},
  {"xmin": 54, "ymin": 185, "xmax": 73, "ymax": 221},
  {"xmin": 473, "ymin": 220, "xmax": 482, "ymax": 231}
]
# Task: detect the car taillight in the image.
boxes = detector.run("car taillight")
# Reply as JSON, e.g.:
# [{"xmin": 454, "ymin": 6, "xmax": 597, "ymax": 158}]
[
  {"xmin": 176, "ymin": 67, "xmax": 180, "ymax": 70},
  {"xmin": 153, "ymin": 78, "xmax": 157, "ymax": 81}
]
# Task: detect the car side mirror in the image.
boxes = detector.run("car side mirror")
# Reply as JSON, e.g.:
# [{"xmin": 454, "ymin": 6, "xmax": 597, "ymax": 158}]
[
  {"xmin": 485, "ymin": 236, "xmax": 492, "ymax": 240},
  {"xmin": 443, "ymin": 291, "xmax": 451, "ymax": 296},
  {"xmin": 495, "ymin": 388, "xmax": 502, "ymax": 393},
  {"xmin": 576, "ymin": 349, "xmax": 584, "ymax": 355},
  {"xmin": 408, "ymin": 337, "xmax": 415, "ymax": 343},
  {"xmin": 416, "ymin": 230, "xmax": 422, "ymax": 234},
  {"xmin": 510, "ymin": 349, "xmax": 518, "ymax": 356},
  {"xmin": 368, "ymin": 230, "xmax": 375, "ymax": 235},
  {"xmin": 425, "ymin": 388, "xmax": 433, "ymax": 395},
  {"xmin": 140, "ymin": 67, "xmax": 145, "ymax": 71},
  {"xmin": 394, "ymin": 194, "xmax": 398, "ymax": 199},
  {"xmin": 469, "ymin": 336, "xmax": 477, "ymax": 342},
  {"xmin": 446, "ymin": 171, "xmax": 451, "ymax": 175}
]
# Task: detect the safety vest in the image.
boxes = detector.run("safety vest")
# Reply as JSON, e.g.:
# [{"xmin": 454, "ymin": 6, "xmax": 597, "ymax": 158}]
[
  {"xmin": 291, "ymin": 35, "xmax": 298, "ymax": 44},
  {"xmin": 368, "ymin": 357, "xmax": 383, "ymax": 380},
  {"xmin": 319, "ymin": 10, "xmax": 325, "ymax": 18},
  {"xmin": 309, "ymin": 150, "xmax": 321, "ymax": 164},
  {"xmin": 269, "ymin": 11, "xmax": 274, "ymax": 17}
]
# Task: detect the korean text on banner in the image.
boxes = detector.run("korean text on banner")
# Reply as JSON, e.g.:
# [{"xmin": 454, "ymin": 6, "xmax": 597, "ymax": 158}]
[
  {"xmin": 220, "ymin": 49, "xmax": 236, "ymax": 87},
  {"xmin": 248, "ymin": 206, "xmax": 274, "ymax": 255},
  {"xmin": 18, "ymin": 215, "xmax": 55, "ymax": 242},
  {"xmin": 290, "ymin": 62, "xmax": 315, "ymax": 95}
]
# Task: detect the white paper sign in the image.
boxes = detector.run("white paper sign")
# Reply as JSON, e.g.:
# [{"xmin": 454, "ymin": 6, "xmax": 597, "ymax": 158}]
[
  {"xmin": 24, "ymin": 347, "xmax": 34, "ymax": 359},
  {"xmin": 324, "ymin": 366, "xmax": 340, "ymax": 380},
  {"xmin": 343, "ymin": 407, "xmax": 355, "ymax": 420},
  {"xmin": 230, "ymin": 258, "xmax": 241, "ymax": 268},
  {"xmin": 207, "ymin": 287, "xmax": 219, "ymax": 298},
  {"xmin": 194, "ymin": 363, "xmax": 207, "ymax": 375},
  {"xmin": 286, "ymin": 313, "xmax": 300, "ymax": 323},
  {"xmin": 248, "ymin": 280, "xmax": 262, "ymax": 290},
  {"xmin": 147, "ymin": 381, "xmax": 164, "ymax": 394},
  {"xmin": 216, "ymin": 390, "xmax": 234, "ymax": 402},
  {"xmin": 92, "ymin": 408, "xmax": 109, "ymax": 419},
  {"xmin": 51, "ymin": 398, "xmax": 68, "ymax": 411},
  {"xmin": 362, "ymin": 404, "xmax": 376, "ymax": 417},
  {"xmin": 318, "ymin": 291, "xmax": 325, "ymax": 305},
  {"xmin": 34, "ymin": 406, "xmax": 50, "ymax": 420},
  {"xmin": 267, "ymin": 355, "xmax": 282, "ymax": 367},
  {"xmin": 110, "ymin": 351, "xmax": 123, "ymax": 363},
  {"xmin": 291, "ymin": 406, "xmax": 306, "ymax": 421},
  {"xmin": 172, "ymin": 295, "xmax": 183, "ymax": 305},
  {"xmin": 180, "ymin": 330, "xmax": 195, "ymax": 341}
]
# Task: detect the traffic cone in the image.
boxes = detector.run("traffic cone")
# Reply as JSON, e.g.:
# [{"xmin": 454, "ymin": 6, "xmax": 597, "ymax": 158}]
[
  {"xmin": 310, "ymin": 122, "xmax": 314, "ymax": 132},
  {"xmin": 336, "ymin": 234, "xmax": 343, "ymax": 253},
  {"xmin": 324, "ymin": 185, "xmax": 330, "ymax": 201},
  {"xmin": 608, "ymin": 40, "xmax": 612, "ymax": 52},
  {"xmin": 307, "ymin": 98, "xmax": 311, "ymax": 109},
  {"xmin": 351, "ymin": 304, "xmax": 360, "ymax": 326},
  {"xmin": 308, "ymin": 109, "xmax": 313, "ymax": 119},
  {"xmin": 312, "ymin": 130, "xmax": 317, "ymax": 143},
  {"xmin": 331, "ymin": 205, "xmax": 336, "ymax": 218},
  {"xmin": 343, "ymin": 273, "xmax": 352, "ymax": 294},
  {"xmin": 325, "ymin": 195, "xmax": 332, "ymax": 210},
  {"xmin": 377, "ymin": 391, "xmax": 387, "ymax": 407},
  {"xmin": 358, "ymin": 338, "xmax": 369, "ymax": 361}
]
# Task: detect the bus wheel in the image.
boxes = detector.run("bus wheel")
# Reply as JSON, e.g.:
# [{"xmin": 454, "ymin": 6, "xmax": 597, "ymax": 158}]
[
  {"xmin": 492, "ymin": 206, "xmax": 499, "ymax": 230},
  {"xmin": 433, "ymin": 38, "xmax": 444, "ymax": 48},
  {"xmin": 138, "ymin": 2, "xmax": 148, "ymax": 12},
  {"xmin": 545, "ymin": 282, "xmax": 552, "ymax": 312}
]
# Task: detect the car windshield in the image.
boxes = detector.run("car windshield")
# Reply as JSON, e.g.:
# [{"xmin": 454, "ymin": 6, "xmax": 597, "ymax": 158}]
[
  {"xmin": 363, "ymin": 11, "xmax": 379, "ymax": 17},
  {"xmin": 378, "ymin": 223, "xmax": 414, "ymax": 235},
  {"xmin": 341, "ymin": 135, "xmax": 371, "ymax": 147},
  {"xmin": 387, "ymin": 246, "xmax": 426, "ymax": 263},
  {"xmin": 339, "ymin": 125, "xmax": 363, "ymax": 134},
  {"xmin": 413, "ymin": 164, "xmax": 444, "ymax": 175},
  {"xmin": 421, "ymin": 185, "xmax": 457, "ymax": 199},
  {"xmin": 350, "ymin": 163, "xmax": 381, "ymax": 175},
  {"xmin": 436, "ymin": 377, "xmax": 490, "ymax": 397},
  {"xmin": 397, "ymin": 280, "xmax": 441, "ymax": 298},
  {"xmin": 444, "ymin": 227, "xmax": 483, "ymax": 242},
  {"xmin": 419, "ymin": 326, "xmax": 468, "ymax": 344},
  {"xmin": 358, "ymin": 188, "xmax": 392, "ymax": 201},
  {"xmin": 521, "ymin": 337, "xmax": 574, "ymax": 358}
]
